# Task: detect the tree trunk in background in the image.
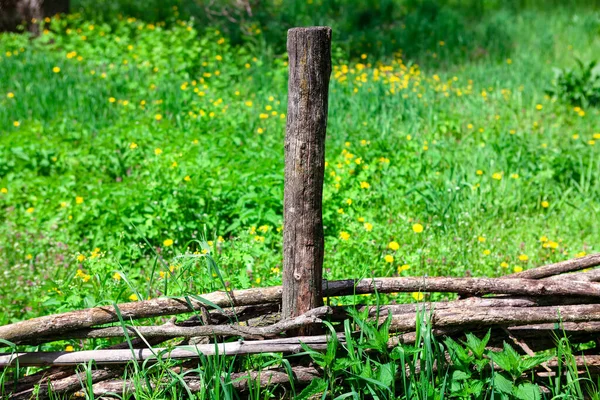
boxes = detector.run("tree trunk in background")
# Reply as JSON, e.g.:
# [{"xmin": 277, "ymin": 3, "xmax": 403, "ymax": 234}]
[{"xmin": 0, "ymin": 0, "xmax": 69, "ymax": 34}]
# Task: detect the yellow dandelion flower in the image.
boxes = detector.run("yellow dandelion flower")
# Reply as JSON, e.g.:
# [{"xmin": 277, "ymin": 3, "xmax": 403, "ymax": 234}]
[
  {"xmin": 398, "ymin": 264, "xmax": 410, "ymax": 273},
  {"xmin": 77, "ymin": 254, "xmax": 86, "ymax": 262},
  {"xmin": 388, "ymin": 241, "xmax": 400, "ymax": 251},
  {"xmin": 155, "ymin": 114, "xmax": 162, "ymax": 121},
  {"xmin": 412, "ymin": 223, "xmax": 424, "ymax": 233},
  {"xmin": 478, "ymin": 236, "xmax": 486, "ymax": 243},
  {"xmin": 65, "ymin": 345, "xmax": 74, "ymax": 352},
  {"xmin": 52, "ymin": 66, "xmax": 61, "ymax": 73},
  {"xmin": 476, "ymin": 170, "xmax": 483, "ymax": 176},
  {"xmin": 184, "ymin": 175, "xmax": 191, "ymax": 182},
  {"xmin": 112, "ymin": 272, "xmax": 121, "ymax": 280},
  {"xmin": 535, "ymin": 104, "xmax": 543, "ymax": 110},
  {"xmin": 411, "ymin": 292, "xmax": 424, "ymax": 301},
  {"xmin": 483, "ymin": 249, "xmax": 491, "ymax": 255},
  {"xmin": 364, "ymin": 222, "xmax": 373, "ymax": 232},
  {"xmin": 13, "ymin": 121, "xmax": 20, "ymax": 127},
  {"xmin": 129, "ymin": 142, "xmax": 138, "ymax": 149},
  {"xmin": 129, "ymin": 294, "xmax": 139, "ymax": 301},
  {"xmin": 500, "ymin": 262, "xmax": 509, "ymax": 268},
  {"xmin": 26, "ymin": 207, "xmax": 34, "ymax": 213},
  {"xmin": 492, "ymin": 172, "xmax": 502, "ymax": 180},
  {"xmin": 541, "ymin": 201, "xmax": 549, "ymax": 208},
  {"xmin": 518, "ymin": 254, "xmax": 529, "ymax": 261},
  {"xmin": 154, "ymin": 148, "xmax": 163, "ymax": 155},
  {"xmin": 0, "ymin": 188, "xmax": 7, "ymax": 194},
  {"xmin": 339, "ymin": 231, "xmax": 350, "ymax": 240},
  {"xmin": 109, "ymin": 97, "xmax": 116, "ymax": 103},
  {"xmin": 513, "ymin": 266, "xmax": 523, "ymax": 273},
  {"xmin": 75, "ymin": 196, "xmax": 84, "ymax": 204},
  {"xmin": 384, "ymin": 254, "xmax": 394, "ymax": 263},
  {"xmin": 360, "ymin": 181, "xmax": 370, "ymax": 189},
  {"xmin": 163, "ymin": 239, "xmax": 174, "ymax": 247},
  {"xmin": 7, "ymin": 92, "xmax": 15, "ymax": 98}
]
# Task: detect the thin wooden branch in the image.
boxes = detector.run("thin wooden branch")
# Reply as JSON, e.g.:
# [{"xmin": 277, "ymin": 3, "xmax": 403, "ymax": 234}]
[
  {"xmin": 508, "ymin": 253, "xmax": 600, "ymax": 279},
  {"xmin": 546, "ymin": 267, "xmax": 600, "ymax": 282},
  {"xmin": 0, "ymin": 286, "xmax": 283, "ymax": 344},
  {"xmin": 73, "ymin": 366, "xmax": 321, "ymax": 398},
  {"xmin": 324, "ymin": 276, "xmax": 600, "ymax": 298},
  {"xmin": 387, "ymin": 304, "xmax": 600, "ymax": 332},
  {"xmin": 28, "ymin": 306, "xmax": 331, "ymax": 345},
  {"xmin": 9, "ymin": 367, "xmax": 122, "ymax": 400},
  {"xmin": 0, "ymin": 335, "xmax": 341, "ymax": 367}
]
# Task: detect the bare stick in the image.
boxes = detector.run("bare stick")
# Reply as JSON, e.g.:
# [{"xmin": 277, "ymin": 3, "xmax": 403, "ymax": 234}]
[
  {"xmin": 28, "ymin": 306, "xmax": 331, "ymax": 344},
  {"xmin": 546, "ymin": 267, "xmax": 600, "ymax": 282},
  {"xmin": 0, "ymin": 335, "xmax": 339, "ymax": 367},
  {"xmin": 74, "ymin": 366, "xmax": 321, "ymax": 397},
  {"xmin": 508, "ymin": 253, "xmax": 600, "ymax": 279},
  {"xmin": 324, "ymin": 276, "xmax": 600, "ymax": 298},
  {"xmin": 0, "ymin": 286, "xmax": 282, "ymax": 344},
  {"xmin": 283, "ymin": 26, "xmax": 332, "ymax": 327},
  {"xmin": 387, "ymin": 304, "xmax": 600, "ymax": 331}
]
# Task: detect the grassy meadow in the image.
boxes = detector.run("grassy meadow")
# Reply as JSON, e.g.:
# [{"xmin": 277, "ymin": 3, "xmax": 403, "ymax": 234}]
[{"xmin": 1, "ymin": 0, "xmax": 600, "ymax": 397}]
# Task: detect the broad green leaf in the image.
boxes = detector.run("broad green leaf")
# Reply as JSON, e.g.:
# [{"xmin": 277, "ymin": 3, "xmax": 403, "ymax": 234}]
[
  {"xmin": 514, "ymin": 382, "xmax": 541, "ymax": 400},
  {"xmin": 493, "ymin": 373, "xmax": 514, "ymax": 395},
  {"xmin": 297, "ymin": 378, "xmax": 328, "ymax": 400}
]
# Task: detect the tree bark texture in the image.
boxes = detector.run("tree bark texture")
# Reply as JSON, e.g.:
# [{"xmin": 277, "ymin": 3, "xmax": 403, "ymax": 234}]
[
  {"xmin": 0, "ymin": 0, "xmax": 69, "ymax": 33},
  {"xmin": 282, "ymin": 27, "xmax": 332, "ymax": 323}
]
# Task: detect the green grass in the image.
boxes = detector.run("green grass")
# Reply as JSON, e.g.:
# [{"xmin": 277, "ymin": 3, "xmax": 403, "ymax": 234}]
[{"xmin": 1, "ymin": 0, "xmax": 600, "ymax": 397}]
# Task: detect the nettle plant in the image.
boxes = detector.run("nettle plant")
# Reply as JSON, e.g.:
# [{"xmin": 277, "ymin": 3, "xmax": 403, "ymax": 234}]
[{"xmin": 547, "ymin": 59, "xmax": 600, "ymax": 108}]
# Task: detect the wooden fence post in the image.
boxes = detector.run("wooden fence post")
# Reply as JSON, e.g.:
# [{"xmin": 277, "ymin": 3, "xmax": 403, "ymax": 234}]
[{"xmin": 282, "ymin": 27, "xmax": 332, "ymax": 328}]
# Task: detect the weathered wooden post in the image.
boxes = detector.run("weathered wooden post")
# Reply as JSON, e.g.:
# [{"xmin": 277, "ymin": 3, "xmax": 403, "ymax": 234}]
[{"xmin": 282, "ymin": 27, "xmax": 332, "ymax": 330}]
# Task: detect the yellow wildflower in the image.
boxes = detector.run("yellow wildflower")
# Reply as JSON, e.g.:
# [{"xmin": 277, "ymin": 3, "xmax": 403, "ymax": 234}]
[
  {"xmin": 388, "ymin": 241, "xmax": 400, "ymax": 251},
  {"xmin": 163, "ymin": 239, "xmax": 174, "ymax": 247},
  {"xmin": 129, "ymin": 294, "xmax": 139, "ymax": 301},
  {"xmin": 384, "ymin": 255, "xmax": 394, "ymax": 263},
  {"xmin": 518, "ymin": 254, "xmax": 529, "ymax": 261},
  {"xmin": 339, "ymin": 231, "xmax": 350, "ymax": 240},
  {"xmin": 412, "ymin": 224, "xmax": 424, "ymax": 233},
  {"xmin": 411, "ymin": 292, "xmax": 424, "ymax": 301}
]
